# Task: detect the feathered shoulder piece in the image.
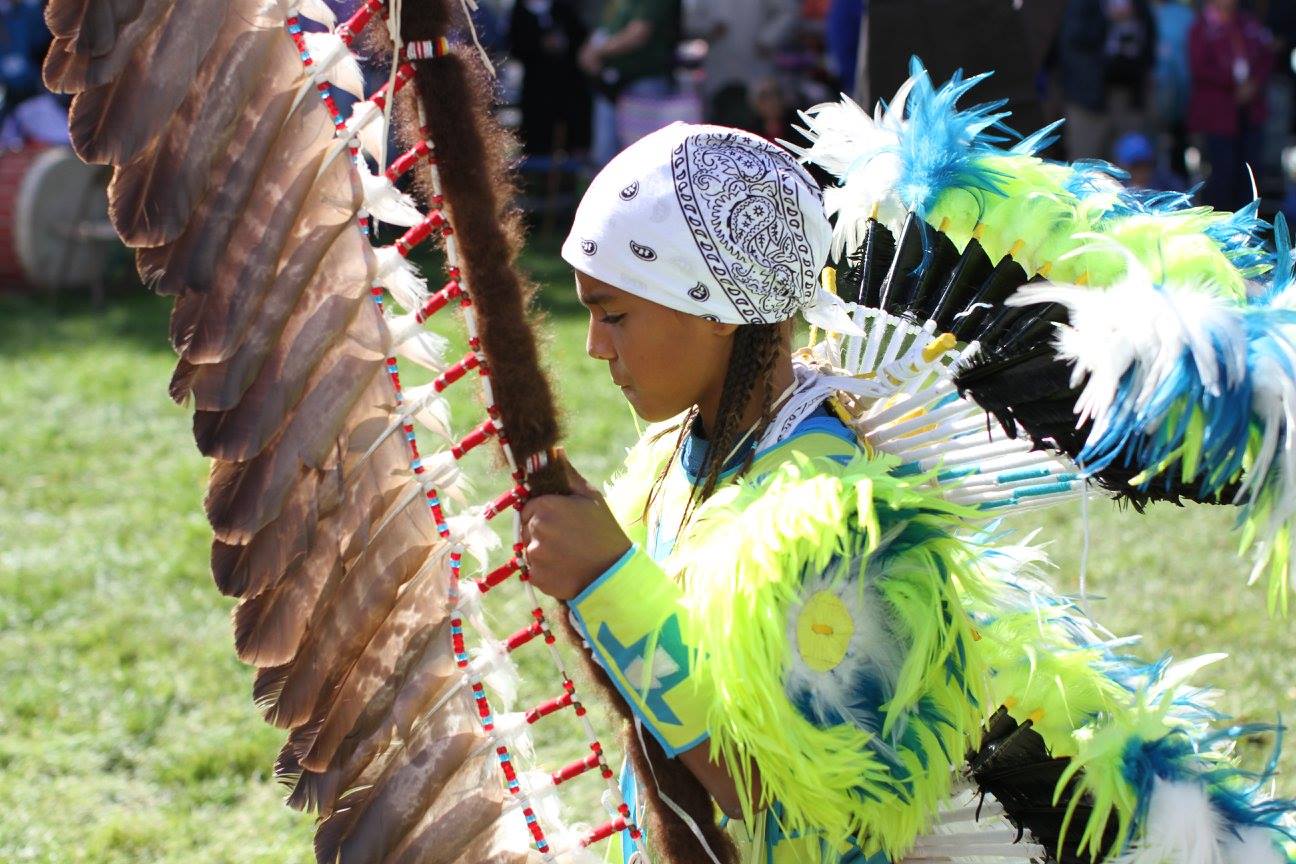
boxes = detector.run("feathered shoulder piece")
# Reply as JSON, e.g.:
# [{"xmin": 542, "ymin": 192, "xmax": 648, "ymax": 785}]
[
  {"xmin": 603, "ymin": 437, "xmax": 1296, "ymax": 864},
  {"xmin": 784, "ymin": 57, "xmax": 1296, "ymax": 609},
  {"xmin": 606, "ymin": 444, "xmax": 992, "ymax": 859}
]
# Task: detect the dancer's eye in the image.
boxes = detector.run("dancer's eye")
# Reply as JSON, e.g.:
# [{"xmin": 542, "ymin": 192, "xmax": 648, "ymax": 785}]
[{"xmin": 599, "ymin": 314, "xmax": 626, "ymax": 325}]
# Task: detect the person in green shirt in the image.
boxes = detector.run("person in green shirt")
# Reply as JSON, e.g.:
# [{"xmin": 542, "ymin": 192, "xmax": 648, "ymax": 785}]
[{"xmin": 579, "ymin": 0, "xmax": 680, "ymax": 164}]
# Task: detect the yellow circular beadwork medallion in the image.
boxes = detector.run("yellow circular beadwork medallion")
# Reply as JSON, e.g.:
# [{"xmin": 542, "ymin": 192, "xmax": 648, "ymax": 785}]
[{"xmin": 795, "ymin": 590, "xmax": 854, "ymax": 672}]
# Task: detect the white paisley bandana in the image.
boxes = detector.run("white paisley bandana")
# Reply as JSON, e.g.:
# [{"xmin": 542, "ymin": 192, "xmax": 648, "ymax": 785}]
[{"xmin": 561, "ymin": 122, "xmax": 858, "ymax": 331}]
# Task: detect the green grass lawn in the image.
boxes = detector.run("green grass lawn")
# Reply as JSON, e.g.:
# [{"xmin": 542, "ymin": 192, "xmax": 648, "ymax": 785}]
[{"xmin": 2, "ymin": 241, "xmax": 1295, "ymax": 862}]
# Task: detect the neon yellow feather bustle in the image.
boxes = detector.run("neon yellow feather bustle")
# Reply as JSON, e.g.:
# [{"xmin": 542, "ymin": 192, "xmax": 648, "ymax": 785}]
[
  {"xmin": 673, "ymin": 453, "xmax": 984, "ymax": 860},
  {"xmin": 960, "ymin": 541, "xmax": 1255, "ymax": 860},
  {"xmin": 599, "ymin": 413, "xmax": 1293, "ymax": 862},
  {"xmin": 928, "ymin": 155, "xmax": 1080, "ymax": 275},
  {"xmin": 919, "ymin": 152, "xmax": 1258, "ymax": 296},
  {"xmin": 606, "ymin": 433, "xmax": 994, "ymax": 857}
]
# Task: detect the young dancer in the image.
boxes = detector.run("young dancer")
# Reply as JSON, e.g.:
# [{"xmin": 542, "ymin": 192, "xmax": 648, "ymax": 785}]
[{"xmin": 521, "ymin": 119, "xmax": 1296, "ymax": 864}]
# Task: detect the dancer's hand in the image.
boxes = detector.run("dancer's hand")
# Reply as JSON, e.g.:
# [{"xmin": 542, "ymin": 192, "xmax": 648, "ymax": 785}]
[
  {"xmin": 578, "ymin": 41, "xmax": 604, "ymax": 76},
  {"xmin": 520, "ymin": 460, "xmax": 631, "ymax": 600}
]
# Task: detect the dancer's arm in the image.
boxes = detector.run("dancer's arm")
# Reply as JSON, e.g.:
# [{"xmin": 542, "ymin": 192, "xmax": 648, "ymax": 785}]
[{"xmin": 521, "ymin": 469, "xmax": 758, "ymax": 817}]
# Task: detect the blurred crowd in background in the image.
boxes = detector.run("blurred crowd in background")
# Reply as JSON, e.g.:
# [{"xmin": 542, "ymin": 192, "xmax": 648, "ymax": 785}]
[
  {"xmin": 0, "ymin": 0, "xmax": 65, "ymax": 149},
  {"xmin": 6, "ymin": 0, "xmax": 1296, "ymax": 288},
  {"xmin": 492, "ymin": 0, "xmax": 1296, "ymax": 221}
]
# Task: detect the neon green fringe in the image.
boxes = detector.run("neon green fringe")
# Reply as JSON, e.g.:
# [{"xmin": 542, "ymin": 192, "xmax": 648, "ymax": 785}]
[{"xmin": 601, "ymin": 429, "xmax": 1233, "ymax": 861}]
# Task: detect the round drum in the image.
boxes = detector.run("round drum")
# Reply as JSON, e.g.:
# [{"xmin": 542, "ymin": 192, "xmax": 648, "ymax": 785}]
[{"xmin": 0, "ymin": 146, "xmax": 114, "ymax": 291}]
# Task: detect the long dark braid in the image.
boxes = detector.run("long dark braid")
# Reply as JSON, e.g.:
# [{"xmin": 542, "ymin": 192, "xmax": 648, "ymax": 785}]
[
  {"xmin": 643, "ymin": 322, "xmax": 785, "ymax": 527},
  {"xmin": 707, "ymin": 324, "xmax": 785, "ymax": 486},
  {"xmin": 685, "ymin": 322, "xmax": 785, "ymax": 514}
]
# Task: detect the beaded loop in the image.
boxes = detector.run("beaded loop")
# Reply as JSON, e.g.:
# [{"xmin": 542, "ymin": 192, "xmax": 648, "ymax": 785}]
[
  {"xmin": 406, "ymin": 37, "xmax": 451, "ymax": 60},
  {"xmin": 280, "ymin": 12, "xmax": 640, "ymax": 859}
]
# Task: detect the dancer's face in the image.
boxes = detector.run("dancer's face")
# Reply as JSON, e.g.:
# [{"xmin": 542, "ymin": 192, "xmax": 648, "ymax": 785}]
[{"xmin": 575, "ymin": 270, "xmax": 735, "ymax": 423}]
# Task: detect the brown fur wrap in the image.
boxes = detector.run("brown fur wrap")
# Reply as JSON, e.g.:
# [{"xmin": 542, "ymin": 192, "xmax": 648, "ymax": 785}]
[{"xmin": 411, "ymin": 48, "xmax": 567, "ymax": 495}]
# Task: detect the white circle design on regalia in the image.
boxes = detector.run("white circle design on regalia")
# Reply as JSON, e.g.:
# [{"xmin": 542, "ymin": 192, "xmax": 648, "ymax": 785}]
[{"xmin": 671, "ymin": 132, "xmax": 822, "ymax": 324}]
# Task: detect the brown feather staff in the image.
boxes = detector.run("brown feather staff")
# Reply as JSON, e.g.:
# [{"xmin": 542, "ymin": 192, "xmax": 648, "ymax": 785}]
[
  {"xmin": 41, "ymin": 0, "xmax": 722, "ymax": 859},
  {"xmin": 388, "ymin": 8, "xmax": 733, "ymax": 861}
]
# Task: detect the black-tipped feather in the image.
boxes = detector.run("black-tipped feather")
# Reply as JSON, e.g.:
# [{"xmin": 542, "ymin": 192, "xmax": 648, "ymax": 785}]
[
  {"xmin": 877, "ymin": 212, "xmax": 926, "ymax": 316},
  {"xmin": 950, "ymin": 256, "xmax": 1031, "ymax": 341},
  {"xmin": 909, "ymin": 226, "xmax": 961, "ymax": 321},
  {"xmin": 969, "ymin": 708, "xmax": 1121, "ymax": 864},
  {"xmin": 856, "ymin": 218, "xmax": 895, "ymax": 306},
  {"xmin": 930, "ymin": 237, "xmax": 995, "ymax": 332}
]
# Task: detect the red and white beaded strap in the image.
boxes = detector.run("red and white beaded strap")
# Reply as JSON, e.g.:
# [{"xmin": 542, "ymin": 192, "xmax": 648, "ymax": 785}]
[{"xmin": 282, "ymin": 8, "xmax": 640, "ymax": 859}]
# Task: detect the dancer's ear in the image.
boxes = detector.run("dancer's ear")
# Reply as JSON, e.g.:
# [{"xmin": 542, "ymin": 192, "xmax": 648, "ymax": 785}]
[{"xmin": 706, "ymin": 320, "xmax": 739, "ymax": 338}]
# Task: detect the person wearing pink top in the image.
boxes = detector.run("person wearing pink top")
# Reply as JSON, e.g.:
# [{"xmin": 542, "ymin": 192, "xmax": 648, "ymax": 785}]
[{"xmin": 1188, "ymin": 0, "xmax": 1274, "ymax": 209}]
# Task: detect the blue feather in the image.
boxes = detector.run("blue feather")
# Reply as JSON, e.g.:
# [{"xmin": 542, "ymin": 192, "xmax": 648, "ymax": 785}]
[
  {"xmin": 1255, "ymin": 213, "xmax": 1295, "ymax": 305},
  {"xmin": 876, "ymin": 59, "xmax": 1072, "ymax": 277},
  {"xmin": 1065, "ymin": 158, "xmax": 1130, "ymax": 198},
  {"xmin": 1009, "ymin": 118, "xmax": 1065, "ymax": 156},
  {"xmin": 1205, "ymin": 200, "xmax": 1272, "ymax": 279},
  {"xmin": 1067, "ymin": 283, "xmax": 1296, "ymax": 508},
  {"xmin": 892, "ymin": 60, "xmax": 1013, "ymax": 217},
  {"xmin": 988, "ymin": 545, "xmax": 1296, "ymax": 856},
  {"xmin": 1121, "ymin": 722, "xmax": 1296, "ymax": 850}
]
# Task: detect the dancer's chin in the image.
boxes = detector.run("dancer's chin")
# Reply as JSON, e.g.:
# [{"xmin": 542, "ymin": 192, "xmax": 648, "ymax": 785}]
[{"xmin": 621, "ymin": 388, "xmax": 669, "ymax": 423}]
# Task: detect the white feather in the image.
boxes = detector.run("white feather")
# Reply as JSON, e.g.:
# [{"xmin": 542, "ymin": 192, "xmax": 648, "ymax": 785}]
[
  {"xmin": 1011, "ymin": 260, "xmax": 1296, "ymax": 587},
  {"xmin": 514, "ymin": 771, "xmax": 565, "ymax": 826},
  {"xmin": 342, "ymin": 98, "xmax": 386, "ymax": 160},
  {"xmin": 468, "ymin": 637, "xmax": 518, "ymax": 708},
  {"xmin": 302, "ymin": 32, "xmax": 364, "ymax": 99},
  {"xmin": 1010, "ymin": 273, "xmax": 1243, "ymax": 445},
  {"xmin": 292, "ymin": 0, "xmax": 336, "ymax": 27},
  {"xmin": 1112, "ymin": 779, "xmax": 1225, "ymax": 864},
  {"xmin": 1220, "ymin": 825, "xmax": 1288, "ymax": 864},
  {"xmin": 385, "ymin": 308, "xmax": 425, "ymax": 346},
  {"xmin": 486, "ymin": 713, "xmax": 537, "ymax": 764},
  {"xmin": 415, "ymin": 449, "xmax": 468, "ymax": 504},
  {"xmin": 547, "ymin": 827, "xmax": 604, "ymax": 864},
  {"xmin": 384, "ymin": 302, "xmax": 448, "ymax": 372},
  {"xmin": 446, "ymin": 506, "xmax": 502, "ymax": 567},
  {"xmin": 383, "ymin": 278, "xmax": 428, "ymax": 316},
  {"xmin": 375, "ymin": 246, "xmax": 430, "ymax": 310},
  {"xmin": 304, "ymin": 0, "xmax": 337, "ymax": 28},
  {"xmin": 358, "ymin": 159, "xmax": 424, "ymax": 227},
  {"xmin": 790, "ymin": 78, "xmax": 918, "ymax": 256},
  {"xmin": 400, "ymin": 383, "xmax": 454, "ymax": 440},
  {"xmin": 394, "ymin": 330, "xmax": 448, "ymax": 372}
]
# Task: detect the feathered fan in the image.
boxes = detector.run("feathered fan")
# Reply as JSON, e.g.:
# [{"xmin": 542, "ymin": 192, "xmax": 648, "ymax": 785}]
[{"xmin": 40, "ymin": 0, "xmax": 638, "ymax": 861}]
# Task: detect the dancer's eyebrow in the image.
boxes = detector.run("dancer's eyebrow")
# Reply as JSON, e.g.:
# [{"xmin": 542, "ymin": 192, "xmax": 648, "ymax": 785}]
[{"xmin": 577, "ymin": 290, "xmax": 617, "ymax": 307}]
